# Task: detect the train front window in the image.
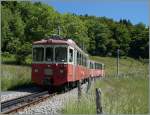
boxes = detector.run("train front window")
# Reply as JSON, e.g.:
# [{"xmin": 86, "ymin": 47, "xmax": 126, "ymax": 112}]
[
  {"xmin": 46, "ymin": 47, "xmax": 53, "ymax": 62},
  {"xmin": 33, "ymin": 47, "xmax": 44, "ymax": 62},
  {"xmin": 55, "ymin": 47, "xmax": 67, "ymax": 62}
]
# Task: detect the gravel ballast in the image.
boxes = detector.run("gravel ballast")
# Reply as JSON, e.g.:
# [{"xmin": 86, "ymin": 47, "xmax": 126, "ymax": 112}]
[
  {"xmin": 1, "ymin": 86, "xmax": 43, "ymax": 102},
  {"xmin": 17, "ymin": 83, "xmax": 88, "ymax": 114},
  {"xmin": 1, "ymin": 83, "xmax": 89, "ymax": 114}
]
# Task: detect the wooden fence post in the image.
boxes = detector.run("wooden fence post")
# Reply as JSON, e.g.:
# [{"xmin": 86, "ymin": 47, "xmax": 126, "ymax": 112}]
[
  {"xmin": 78, "ymin": 80, "xmax": 82, "ymax": 101},
  {"xmin": 96, "ymin": 88, "xmax": 102, "ymax": 114},
  {"xmin": 86, "ymin": 77, "xmax": 91, "ymax": 93}
]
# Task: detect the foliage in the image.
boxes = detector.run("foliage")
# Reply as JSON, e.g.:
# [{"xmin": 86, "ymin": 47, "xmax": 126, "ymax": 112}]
[
  {"xmin": 15, "ymin": 42, "xmax": 32, "ymax": 64},
  {"xmin": 1, "ymin": 1, "xmax": 149, "ymax": 65}
]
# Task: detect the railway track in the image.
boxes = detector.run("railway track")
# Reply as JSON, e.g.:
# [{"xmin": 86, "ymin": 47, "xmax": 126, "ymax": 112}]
[{"xmin": 1, "ymin": 91, "xmax": 55, "ymax": 114}]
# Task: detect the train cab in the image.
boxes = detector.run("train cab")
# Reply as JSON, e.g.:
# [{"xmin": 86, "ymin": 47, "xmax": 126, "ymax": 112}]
[{"xmin": 32, "ymin": 38, "xmax": 76, "ymax": 87}]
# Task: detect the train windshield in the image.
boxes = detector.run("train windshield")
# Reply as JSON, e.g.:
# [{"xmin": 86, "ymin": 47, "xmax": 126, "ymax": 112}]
[
  {"xmin": 46, "ymin": 47, "xmax": 53, "ymax": 62},
  {"xmin": 55, "ymin": 47, "xmax": 67, "ymax": 62},
  {"xmin": 33, "ymin": 47, "xmax": 44, "ymax": 62}
]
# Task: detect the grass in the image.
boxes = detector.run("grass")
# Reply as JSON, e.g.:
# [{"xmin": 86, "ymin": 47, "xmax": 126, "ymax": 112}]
[
  {"xmin": 63, "ymin": 94, "xmax": 96, "ymax": 114},
  {"xmin": 1, "ymin": 54, "xmax": 32, "ymax": 91},
  {"xmin": 1, "ymin": 64, "xmax": 32, "ymax": 91},
  {"xmin": 62, "ymin": 56, "xmax": 149, "ymax": 114},
  {"xmin": 95, "ymin": 75, "xmax": 148, "ymax": 114}
]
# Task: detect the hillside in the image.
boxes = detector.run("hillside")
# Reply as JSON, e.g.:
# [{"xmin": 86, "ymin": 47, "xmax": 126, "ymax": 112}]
[{"xmin": 2, "ymin": 1, "xmax": 149, "ymax": 65}]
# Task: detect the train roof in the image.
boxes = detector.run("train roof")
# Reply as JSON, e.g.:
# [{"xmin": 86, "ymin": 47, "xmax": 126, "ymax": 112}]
[
  {"xmin": 33, "ymin": 37, "xmax": 88, "ymax": 57},
  {"xmin": 89, "ymin": 60, "xmax": 104, "ymax": 65},
  {"xmin": 33, "ymin": 38, "xmax": 75, "ymax": 46}
]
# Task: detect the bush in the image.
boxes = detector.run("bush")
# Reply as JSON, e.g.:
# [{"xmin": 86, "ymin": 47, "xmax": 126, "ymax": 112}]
[
  {"xmin": 15, "ymin": 42, "xmax": 32, "ymax": 64},
  {"xmin": 2, "ymin": 52, "xmax": 11, "ymax": 57},
  {"xmin": 25, "ymin": 54, "xmax": 32, "ymax": 65}
]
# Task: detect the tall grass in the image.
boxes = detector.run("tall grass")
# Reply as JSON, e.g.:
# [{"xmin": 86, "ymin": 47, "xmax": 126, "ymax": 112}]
[
  {"xmin": 62, "ymin": 56, "xmax": 149, "ymax": 114},
  {"xmin": 1, "ymin": 64, "xmax": 31, "ymax": 91},
  {"xmin": 95, "ymin": 75, "xmax": 148, "ymax": 114}
]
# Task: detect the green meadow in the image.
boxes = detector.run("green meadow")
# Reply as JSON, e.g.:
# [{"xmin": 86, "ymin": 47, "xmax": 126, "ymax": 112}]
[
  {"xmin": 63, "ymin": 56, "xmax": 149, "ymax": 114},
  {"xmin": 1, "ymin": 54, "xmax": 32, "ymax": 91}
]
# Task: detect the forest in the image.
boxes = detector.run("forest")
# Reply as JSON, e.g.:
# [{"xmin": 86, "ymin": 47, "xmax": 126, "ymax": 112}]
[{"xmin": 2, "ymin": 1, "xmax": 149, "ymax": 64}]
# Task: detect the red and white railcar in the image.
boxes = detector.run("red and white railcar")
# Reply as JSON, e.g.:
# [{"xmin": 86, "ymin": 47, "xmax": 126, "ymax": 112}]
[
  {"xmin": 32, "ymin": 37, "xmax": 104, "ymax": 88},
  {"xmin": 89, "ymin": 61, "xmax": 105, "ymax": 78}
]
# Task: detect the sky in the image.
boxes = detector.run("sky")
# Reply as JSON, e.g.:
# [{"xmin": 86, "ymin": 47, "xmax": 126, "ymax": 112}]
[{"xmin": 36, "ymin": 0, "xmax": 149, "ymax": 25}]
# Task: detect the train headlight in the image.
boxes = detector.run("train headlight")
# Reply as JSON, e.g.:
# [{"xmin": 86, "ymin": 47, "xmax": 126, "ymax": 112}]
[
  {"xmin": 60, "ymin": 69, "xmax": 64, "ymax": 74},
  {"xmin": 34, "ymin": 68, "xmax": 39, "ymax": 73},
  {"xmin": 44, "ymin": 68, "xmax": 53, "ymax": 75}
]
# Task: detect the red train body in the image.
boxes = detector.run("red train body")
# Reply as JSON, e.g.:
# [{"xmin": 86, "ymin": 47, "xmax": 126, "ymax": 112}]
[{"xmin": 32, "ymin": 37, "xmax": 105, "ymax": 87}]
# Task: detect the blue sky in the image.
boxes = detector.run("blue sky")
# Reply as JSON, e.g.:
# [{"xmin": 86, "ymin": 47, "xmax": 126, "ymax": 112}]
[{"xmin": 37, "ymin": 0, "xmax": 149, "ymax": 25}]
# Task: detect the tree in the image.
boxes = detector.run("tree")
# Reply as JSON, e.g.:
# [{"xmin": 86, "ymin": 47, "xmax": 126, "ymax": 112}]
[
  {"xmin": 2, "ymin": 5, "xmax": 13, "ymax": 52},
  {"xmin": 113, "ymin": 24, "xmax": 131, "ymax": 56},
  {"xmin": 2, "ymin": 5, "xmax": 25, "ymax": 53},
  {"xmin": 62, "ymin": 14, "xmax": 89, "ymax": 51},
  {"xmin": 86, "ymin": 21, "xmax": 111, "ymax": 56},
  {"xmin": 1, "ymin": 1, "xmax": 149, "ymax": 63},
  {"xmin": 129, "ymin": 24, "xmax": 149, "ymax": 58},
  {"xmin": 24, "ymin": 2, "xmax": 58, "ymax": 41}
]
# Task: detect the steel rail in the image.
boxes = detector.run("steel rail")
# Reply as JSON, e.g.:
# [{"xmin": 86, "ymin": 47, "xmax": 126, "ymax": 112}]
[{"xmin": 1, "ymin": 91, "xmax": 55, "ymax": 114}]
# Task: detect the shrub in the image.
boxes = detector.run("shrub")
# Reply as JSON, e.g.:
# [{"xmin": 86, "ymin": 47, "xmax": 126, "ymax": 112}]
[{"xmin": 15, "ymin": 42, "xmax": 32, "ymax": 64}]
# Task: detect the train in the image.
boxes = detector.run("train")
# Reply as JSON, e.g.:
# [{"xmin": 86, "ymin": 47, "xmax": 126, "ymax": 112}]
[{"xmin": 31, "ymin": 36, "xmax": 105, "ymax": 90}]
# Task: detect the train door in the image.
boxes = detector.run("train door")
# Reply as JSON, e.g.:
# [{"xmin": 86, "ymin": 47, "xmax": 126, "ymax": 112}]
[{"xmin": 68, "ymin": 46, "xmax": 75, "ymax": 81}]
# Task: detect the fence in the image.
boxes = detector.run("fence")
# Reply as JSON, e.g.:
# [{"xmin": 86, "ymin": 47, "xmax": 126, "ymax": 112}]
[{"xmin": 77, "ymin": 79, "xmax": 103, "ymax": 114}]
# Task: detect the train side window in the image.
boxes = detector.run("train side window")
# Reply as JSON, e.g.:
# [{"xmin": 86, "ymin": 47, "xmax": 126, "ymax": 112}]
[
  {"xmin": 77, "ymin": 51, "xmax": 80, "ymax": 65},
  {"xmin": 85, "ymin": 57, "xmax": 87, "ymax": 66},
  {"xmin": 90, "ymin": 62, "xmax": 91, "ymax": 68},
  {"xmin": 83, "ymin": 56, "xmax": 84, "ymax": 66},
  {"xmin": 46, "ymin": 47, "xmax": 53, "ymax": 62},
  {"xmin": 84, "ymin": 57, "xmax": 86, "ymax": 66},
  {"xmin": 69, "ymin": 49, "xmax": 73, "ymax": 62},
  {"xmin": 98, "ymin": 64, "xmax": 100, "ymax": 69},
  {"xmin": 100, "ymin": 64, "xmax": 102, "ymax": 69},
  {"xmin": 81, "ymin": 54, "xmax": 83, "ymax": 66},
  {"xmin": 90, "ymin": 62, "xmax": 92, "ymax": 69},
  {"xmin": 93, "ymin": 62, "xmax": 95, "ymax": 69},
  {"xmin": 79, "ymin": 53, "xmax": 81, "ymax": 65},
  {"xmin": 80, "ymin": 54, "xmax": 82, "ymax": 65}
]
